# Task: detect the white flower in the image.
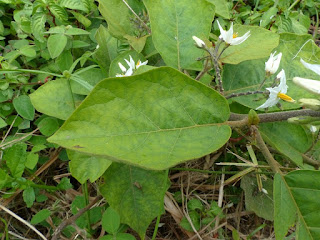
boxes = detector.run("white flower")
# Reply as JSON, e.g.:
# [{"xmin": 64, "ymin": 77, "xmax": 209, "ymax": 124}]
[
  {"xmin": 265, "ymin": 51, "xmax": 282, "ymax": 75},
  {"xmin": 310, "ymin": 125, "xmax": 317, "ymax": 133},
  {"xmin": 256, "ymin": 70, "xmax": 295, "ymax": 110},
  {"xmin": 118, "ymin": 62, "xmax": 127, "ymax": 72},
  {"xmin": 192, "ymin": 36, "xmax": 205, "ymax": 48},
  {"xmin": 116, "ymin": 55, "xmax": 148, "ymax": 77},
  {"xmin": 136, "ymin": 60, "xmax": 148, "ymax": 69},
  {"xmin": 217, "ymin": 20, "xmax": 250, "ymax": 46},
  {"xmin": 300, "ymin": 58, "xmax": 320, "ymax": 75},
  {"xmin": 293, "ymin": 77, "xmax": 320, "ymax": 95}
]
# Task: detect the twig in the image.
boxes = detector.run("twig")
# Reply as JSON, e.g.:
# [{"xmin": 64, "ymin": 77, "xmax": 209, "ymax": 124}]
[
  {"xmin": 225, "ymin": 90, "xmax": 266, "ymax": 99},
  {"xmin": 0, "ymin": 204, "xmax": 47, "ymax": 240},
  {"xmin": 195, "ymin": 58, "xmax": 210, "ymax": 81},
  {"xmin": 301, "ymin": 153, "xmax": 320, "ymax": 169},
  {"xmin": 214, "ymin": 172, "xmax": 225, "ymax": 234},
  {"xmin": 121, "ymin": 0, "xmax": 151, "ymax": 34},
  {"xmin": 51, "ymin": 195, "xmax": 102, "ymax": 240},
  {"xmin": 251, "ymin": 126, "xmax": 282, "ymax": 174}
]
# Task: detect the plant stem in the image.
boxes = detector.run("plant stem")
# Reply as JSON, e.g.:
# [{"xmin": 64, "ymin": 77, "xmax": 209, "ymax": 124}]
[
  {"xmin": 225, "ymin": 90, "xmax": 266, "ymax": 99},
  {"xmin": 195, "ymin": 57, "xmax": 210, "ymax": 81},
  {"xmin": 252, "ymin": 126, "xmax": 282, "ymax": 174},
  {"xmin": 82, "ymin": 181, "xmax": 92, "ymax": 233},
  {"xmin": 288, "ymin": 0, "xmax": 300, "ymax": 11},
  {"xmin": 205, "ymin": 43, "xmax": 224, "ymax": 92}
]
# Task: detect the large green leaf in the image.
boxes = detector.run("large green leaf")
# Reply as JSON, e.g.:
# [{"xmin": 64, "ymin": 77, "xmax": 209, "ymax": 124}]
[
  {"xmin": 143, "ymin": 0, "xmax": 215, "ymax": 70},
  {"xmin": 100, "ymin": 163, "xmax": 169, "ymax": 238},
  {"xmin": 274, "ymin": 170, "xmax": 320, "ymax": 240},
  {"xmin": 67, "ymin": 150, "xmax": 112, "ymax": 184},
  {"xmin": 220, "ymin": 25, "xmax": 279, "ymax": 64},
  {"xmin": 48, "ymin": 67, "xmax": 231, "ymax": 170},
  {"xmin": 259, "ymin": 122, "xmax": 312, "ymax": 167},
  {"xmin": 3, "ymin": 143, "xmax": 27, "ymax": 178},
  {"xmin": 29, "ymin": 79, "xmax": 84, "ymax": 120},
  {"xmin": 223, "ymin": 33, "xmax": 320, "ymax": 110}
]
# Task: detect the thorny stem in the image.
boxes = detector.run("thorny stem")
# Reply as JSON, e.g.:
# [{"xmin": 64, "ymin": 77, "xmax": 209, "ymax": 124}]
[
  {"xmin": 225, "ymin": 90, "xmax": 266, "ymax": 99},
  {"xmin": 252, "ymin": 125, "xmax": 282, "ymax": 174},
  {"xmin": 258, "ymin": 75, "xmax": 268, "ymax": 90},
  {"xmin": 216, "ymin": 45, "xmax": 229, "ymax": 60},
  {"xmin": 205, "ymin": 42, "xmax": 224, "ymax": 92}
]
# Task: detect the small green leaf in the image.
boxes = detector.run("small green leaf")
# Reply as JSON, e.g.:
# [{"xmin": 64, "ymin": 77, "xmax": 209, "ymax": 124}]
[
  {"xmin": 57, "ymin": 177, "xmax": 73, "ymax": 190},
  {"xmin": 37, "ymin": 117, "xmax": 60, "ymax": 136},
  {"xmin": 31, "ymin": 13, "xmax": 46, "ymax": 42},
  {"xmin": 3, "ymin": 143, "xmax": 27, "ymax": 178},
  {"xmin": 48, "ymin": 4, "xmax": 68, "ymax": 22},
  {"xmin": 0, "ymin": 169, "xmax": 13, "ymax": 189},
  {"xmin": 68, "ymin": 150, "xmax": 112, "ymax": 184},
  {"xmin": 31, "ymin": 209, "xmax": 51, "ymax": 225},
  {"xmin": 56, "ymin": 50, "xmax": 73, "ymax": 72},
  {"xmin": 23, "ymin": 187, "xmax": 35, "ymax": 208},
  {"xmin": 19, "ymin": 45, "xmax": 36, "ymax": 58},
  {"xmin": 0, "ymin": 117, "xmax": 7, "ymax": 129},
  {"xmin": 205, "ymin": 0, "xmax": 230, "ymax": 19},
  {"xmin": 70, "ymin": 11, "xmax": 91, "ymax": 28},
  {"xmin": 100, "ymin": 163, "xmax": 170, "ymax": 238},
  {"xmin": 60, "ymin": 0, "xmax": 89, "ymax": 12},
  {"xmin": 65, "ymin": 27, "xmax": 90, "ymax": 36},
  {"xmin": 47, "ymin": 34, "xmax": 68, "ymax": 59},
  {"xmin": 102, "ymin": 207, "xmax": 120, "ymax": 234},
  {"xmin": 25, "ymin": 153, "xmax": 39, "ymax": 169},
  {"xmin": 13, "ymin": 95, "xmax": 35, "ymax": 120},
  {"xmin": 180, "ymin": 211, "xmax": 201, "ymax": 232}
]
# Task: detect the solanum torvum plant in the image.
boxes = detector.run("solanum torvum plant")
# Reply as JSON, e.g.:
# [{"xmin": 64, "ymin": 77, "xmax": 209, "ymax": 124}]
[{"xmin": 5, "ymin": 0, "xmax": 320, "ymax": 238}]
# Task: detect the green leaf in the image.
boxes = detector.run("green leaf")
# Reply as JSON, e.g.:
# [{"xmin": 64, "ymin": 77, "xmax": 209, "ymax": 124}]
[
  {"xmin": 48, "ymin": 4, "xmax": 68, "ymax": 22},
  {"xmin": 57, "ymin": 177, "xmax": 73, "ymax": 190},
  {"xmin": 48, "ymin": 67, "xmax": 231, "ymax": 170},
  {"xmin": 98, "ymin": 0, "xmax": 142, "ymax": 39},
  {"xmin": 274, "ymin": 170, "xmax": 320, "ymax": 240},
  {"xmin": 124, "ymin": 35, "xmax": 149, "ymax": 53},
  {"xmin": 68, "ymin": 150, "xmax": 112, "ymax": 184},
  {"xmin": 240, "ymin": 175, "xmax": 274, "ymax": 221},
  {"xmin": 102, "ymin": 207, "xmax": 120, "ymax": 234},
  {"xmin": 31, "ymin": 209, "xmax": 51, "ymax": 225},
  {"xmin": 60, "ymin": 0, "xmax": 89, "ymax": 12},
  {"xmin": 23, "ymin": 187, "xmax": 35, "ymax": 208},
  {"xmin": 37, "ymin": 117, "xmax": 60, "ymax": 136},
  {"xmin": 220, "ymin": 25, "xmax": 279, "ymax": 64},
  {"xmin": 30, "ymin": 78, "xmax": 84, "ymax": 120},
  {"xmin": 205, "ymin": 0, "xmax": 230, "ymax": 19},
  {"xmin": 93, "ymin": 25, "xmax": 116, "ymax": 74},
  {"xmin": 31, "ymin": 12, "xmax": 46, "ymax": 42},
  {"xmin": 19, "ymin": 45, "xmax": 36, "ymax": 58},
  {"xmin": 25, "ymin": 152, "xmax": 39, "ymax": 169},
  {"xmin": 100, "ymin": 163, "xmax": 169, "ymax": 238},
  {"xmin": 180, "ymin": 211, "xmax": 201, "ymax": 232},
  {"xmin": 0, "ymin": 117, "xmax": 8, "ymax": 129},
  {"xmin": 47, "ymin": 34, "xmax": 68, "ymax": 59},
  {"xmin": 13, "ymin": 95, "xmax": 35, "ymax": 120},
  {"xmin": 3, "ymin": 143, "xmax": 27, "ymax": 178},
  {"xmin": 0, "ymin": 169, "xmax": 13, "ymax": 189},
  {"xmin": 144, "ymin": 0, "xmax": 214, "ymax": 70},
  {"xmin": 65, "ymin": 27, "xmax": 90, "ymax": 35},
  {"xmin": 56, "ymin": 50, "xmax": 73, "ymax": 72},
  {"xmin": 259, "ymin": 122, "xmax": 312, "ymax": 167},
  {"xmin": 70, "ymin": 11, "xmax": 91, "ymax": 28}
]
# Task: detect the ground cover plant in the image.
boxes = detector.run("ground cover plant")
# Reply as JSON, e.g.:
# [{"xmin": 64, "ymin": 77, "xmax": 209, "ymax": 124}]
[{"xmin": 1, "ymin": 0, "xmax": 320, "ymax": 239}]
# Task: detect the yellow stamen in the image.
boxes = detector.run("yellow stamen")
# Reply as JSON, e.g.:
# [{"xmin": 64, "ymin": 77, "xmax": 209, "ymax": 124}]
[
  {"xmin": 136, "ymin": 60, "xmax": 141, "ymax": 67},
  {"xmin": 277, "ymin": 93, "xmax": 295, "ymax": 103},
  {"xmin": 233, "ymin": 33, "xmax": 238, "ymax": 38}
]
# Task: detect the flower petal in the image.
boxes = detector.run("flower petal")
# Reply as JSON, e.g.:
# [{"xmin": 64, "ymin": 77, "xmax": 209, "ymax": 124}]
[
  {"xmin": 300, "ymin": 59, "xmax": 320, "ymax": 76},
  {"xmin": 230, "ymin": 31, "xmax": 250, "ymax": 45},
  {"xmin": 118, "ymin": 62, "xmax": 126, "ymax": 72},
  {"xmin": 293, "ymin": 77, "xmax": 320, "ymax": 95}
]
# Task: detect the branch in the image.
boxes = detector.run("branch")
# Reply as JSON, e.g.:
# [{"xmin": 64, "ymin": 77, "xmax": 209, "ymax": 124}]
[{"xmin": 51, "ymin": 195, "xmax": 102, "ymax": 240}]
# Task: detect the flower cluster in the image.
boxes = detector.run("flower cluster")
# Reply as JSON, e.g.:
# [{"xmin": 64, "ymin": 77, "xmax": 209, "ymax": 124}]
[
  {"xmin": 265, "ymin": 51, "xmax": 282, "ymax": 75},
  {"xmin": 116, "ymin": 55, "xmax": 148, "ymax": 77}
]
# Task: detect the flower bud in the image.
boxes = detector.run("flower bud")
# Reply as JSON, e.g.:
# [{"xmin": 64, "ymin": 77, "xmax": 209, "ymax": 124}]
[{"xmin": 192, "ymin": 36, "xmax": 206, "ymax": 48}]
